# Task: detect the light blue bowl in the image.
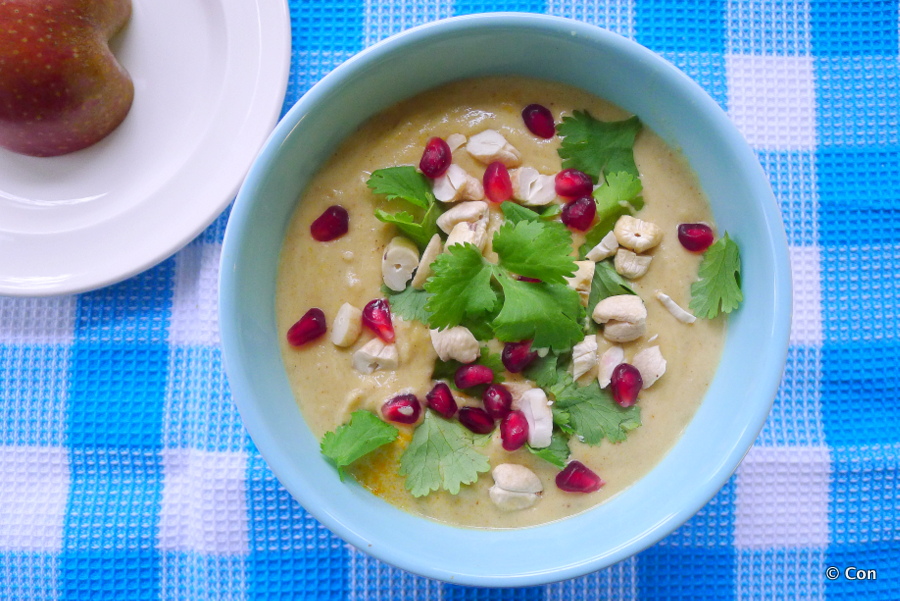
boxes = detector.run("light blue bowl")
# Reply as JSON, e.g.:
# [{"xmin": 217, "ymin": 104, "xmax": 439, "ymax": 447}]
[{"xmin": 220, "ymin": 13, "xmax": 791, "ymax": 587}]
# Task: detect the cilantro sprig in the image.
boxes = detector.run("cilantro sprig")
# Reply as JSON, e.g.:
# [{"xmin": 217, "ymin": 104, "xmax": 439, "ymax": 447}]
[
  {"xmin": 579, "ymin": 171, "xmax": 645, "ymax": 257},
  {"xmin": 690, "ymin": 232, "xmax": 743, "ymax": 319},
  {"xmin": 557, "ymin": 111, "xmax": 642, "ymax": 181},
  {"xmin": 368, "ymin": 166, "xmax": 441, "ymax": 250},
  {"xmin": 320, "ymin": 410, "xmax": 399, "ymax": 480}
]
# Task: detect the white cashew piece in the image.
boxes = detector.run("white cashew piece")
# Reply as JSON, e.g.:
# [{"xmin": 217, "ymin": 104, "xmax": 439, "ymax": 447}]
[
  {"xmin": 592, "ymin": 294, "xmax": 647, "ymax": 343},
  {"xmin": 446, "ymin": 133, "xmax": 467, "ymax": 152},
  {"xmin": 489, "ymin": 464, "xmax": 542, "ymax": 511},
  {"xmin": 632, "ymin": 345, "xmax": 667, "ymax": 388},
  {"xmin": 586, "ymin": 230, "xmax": 619, "ymax": 262},
  {"xmin": 382, "ymin": 236, "xmax": 420, "ymax": 291},
  {"xmin": 433, "ymin": 164, "xmax": 485, "ymax": 203},
  {"xmin": 465, "ymin": 129, "xmax": 522, "ymax": 167},
  {"xmin": 614, "ymin": 215, "xmax": 663, "ymax": 253},
  {"xmin": 351, "ymin": 338, "xmax": 399, "ymax": 374},
  {"xmin": 597, "ymin": 345, "xmax": 624, "ymax": 388},
  {"xmin": 445, "ymin": 218, "xmax": 488, "ymax": 252},
  {"xmin": 655, "ymin": 291, "xmax": 697, "ymax": 324},
  {"xmin": 512, "ymin": 388, "xmax": 553, "ymax": 448},
  {"xmin": 565, "ymin": 260, "xmax": 595, "ymax": 306},
  {"xmin": 436, "ymin": 200, "xmax": 488, "ymax": 234},
  {"xmin": 571, "ymin": 335, "xmax": 598, "ymax": 381},
  {"xmin": 510, "ymin": 167, "xmax": 557, "ymax": 205},
  {"xmin": 331, "ymin": 303, "xmax": 362, "ymax": 347},
  {"xmin": 614, "ymin": 249, "xmax": 652, "ymax": 280},
  {"xmin": 411, "ymin": 234, "xmax": 442, "ymax": 290},
  {"xmin": 429, "ymin": 326, "xmax": 481, "ymax": 364}
]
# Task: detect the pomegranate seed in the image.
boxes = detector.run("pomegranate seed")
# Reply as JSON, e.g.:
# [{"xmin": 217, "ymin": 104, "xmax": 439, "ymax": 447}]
[
  {"xmin": 521, "ymin": 104, "xmax": 555, "ymax": 139},
  {"xmin": 426, "ymin": 382, "xmax": 458, "ymax": 419},
  {"xmin": 556, "ymin": 461, "xmax": 605, "ymax": 493},
  {"xmin": 458, "ymin": 406, "xmax": 495, "ymax": 434},
  {"xmin": 677, "ymin": 223, "xmax": 715, "ymax": 252},
  {"xmin": 610, "ymin": 363, "xmax": 643, "ymax": 407},
  {"xmin": 381, "ymin": 394, "xmax": 421, "ymax": 424},
  {"xmin": 502, "ymin": 340, "xmax": 538, "ymax": 373},
  {"xmin": 515, "ymin": 275, "xmax": 542, "ymax": 283},
  {"xmin": 555, "ymin": 169, "xmax": 593, "ymax": 199},
  {"xmin": 419, "ymin": 137, "xmax": 452, "ymax": 178},
  {"xmin": 483, "ymin": 162, "xmax": 513, "ymax": 203},
  {"xmin": 482, "ymin": 384, "xmax": 513, "ymax": 419},
  {"xmin": 310, "ymin": 205, "xmax": 349, "ymax": 241},
  {"xmin": 361, "ymin": 299, "xmax": 394, "ymax": 343},
  {"xmin": 500, "ymin": 410, "xmax": 529, "ymax": 451},
  {"xmin": 286, "ymin": 308, "xmax": 327, "ymax": 346},
  {"xmin": 561, "ymin": 196, "xmax": 596, "ymax": 231},
  {"xmin": 454, "ymin": 364, "xmax": 494, "ymax": 389}
]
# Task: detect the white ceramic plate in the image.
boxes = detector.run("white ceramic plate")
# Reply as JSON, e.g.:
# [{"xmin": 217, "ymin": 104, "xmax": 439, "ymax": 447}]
[{"xmin": 0, "ymin": 0, "xmax": 290, "ymax": 296}]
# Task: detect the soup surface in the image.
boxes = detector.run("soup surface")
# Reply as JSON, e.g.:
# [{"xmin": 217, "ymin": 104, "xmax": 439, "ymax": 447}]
[{"xmin": 276, "ymin": 77, "xmax": 726, "ymax": 529}]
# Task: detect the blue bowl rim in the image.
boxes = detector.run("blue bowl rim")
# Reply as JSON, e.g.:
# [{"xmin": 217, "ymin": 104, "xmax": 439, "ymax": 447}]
[{"xmin": 220, "ymin": 12, "xmax": 792, "ymax": 587}]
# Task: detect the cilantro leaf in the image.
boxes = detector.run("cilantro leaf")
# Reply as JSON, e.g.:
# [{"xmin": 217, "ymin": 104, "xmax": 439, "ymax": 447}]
[
  {"xmin": 369, "ymin": 167, "xmax": 441, "ymax": 250},
  {"xmin": 492, "ymin": 219, "xmax": 576, "ymax": 285},
  {"xmin": 424, "ymin": 243, "xmax": 498, "ymax": 330},
  {"xmin": 367, "ymin": 166, "xmax": 434, "ymax": 209},
  {"xmin": 557, "ymin": 112, "xmax": 642, "ymax": 182},
  {"xmin": 579, "ymin": 172, "xmax": 645, "ymax": 256},
  {"xmin": 320, "ymin": 410, "xmax": 399, "ymax": 480},
  {"xmin": 492, "ymin": 272, "xmax": 585, "ymax": 352},
  {"xmin": 382, "ymin": 285, "xmax": 432, "ymax": 323},
  {"xmin": 689, "ymin": 232, "xmax": 743, "ymax": 319},
  {"xmin": 527, "ymin": 432, "xmax": 570, "ymax": 468},
  {"xmin": 399, "ymin": 410, "xmax": 491, "ymax": 497}
]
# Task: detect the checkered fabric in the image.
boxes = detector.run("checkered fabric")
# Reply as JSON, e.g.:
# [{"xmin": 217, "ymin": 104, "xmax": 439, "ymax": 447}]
[{"xmin": 1, "ymin": 1, "xmax": 898, "ymax": 599}]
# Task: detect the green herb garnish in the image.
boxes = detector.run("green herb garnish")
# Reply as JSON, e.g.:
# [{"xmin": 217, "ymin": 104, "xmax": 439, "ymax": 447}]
[
  {"xmin": 527, "ymin": 432, "xmax": 571, "ymax": 468},
  {"xmin": 320, "ymin": 410, "xmax": 399, "ymax": 480},
  {"xmin": 689, "ymin": 232, "xmax": 743, "ymax": 319},
  {"xmin": 368, "ymin": 166, "xmax": 441, "ymax": 250},
  {"xmin": 557, "ymin": 111, "xmax": 642, "ymax": 181}
]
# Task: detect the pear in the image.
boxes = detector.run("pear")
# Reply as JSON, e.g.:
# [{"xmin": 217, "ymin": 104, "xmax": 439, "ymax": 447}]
[{"xmin": 0, "ymin": 0, "xmax": 133, "ymax": 157}]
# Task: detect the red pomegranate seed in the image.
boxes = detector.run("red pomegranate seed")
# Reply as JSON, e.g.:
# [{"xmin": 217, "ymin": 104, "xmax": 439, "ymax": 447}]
[
  {"xmin": 482, "ymin": 384, "xmax": 513, "ymax": 419},
  {"xmin": 500, "ymin": 410, "xmax": 529, "ymax": 451},
  {"xmin": 502, "ymin": 340, "xmax": 538, "ymax": 373},
  {"xmin": 362, "ymin": 299, "xmax": 394, "ymax": 343},
  {"xmin": 561, "ymin": 196, "xmax": 597, "ymax": 231},
  {"xmin": 556, "ymin": 461, "xmax": 605, "ymax": 493},
  {"xmin": 522, "ymin": 104, "xmax": 555, "ymax": 139},
  {"xmin": 426, "ymin": 382, "xmax": 458, "ymax": 419},
  {"xmin": 677, "ymin": 223, "xmax": 715, "ymax": 252},
  {"xmin": 310, "ymin": 205, "xmax": 349, "ymax": 241},
  {"xmin": 515, "ymin": 275, "xmax": 542, "ymax": 283},
  {"xmin": 483, "ymin": 162, "xmax": 513, "ymax": 203},
  {"xmin": 555, "ymin": 169, "xmax": 593, "ymax": 199},
  {"xmin": 454, "ymin": 364, "xmax": 494, "ymax": 389},
  {"xmin": 419, "ymin": 137, "xmax": 452, "ymax": 178},
  {"xmin": 381, "ymin": 394, "xmax": 421, "ymax": 424},
  {"xmin": 610, "ymin": 363, "xmax": 643, "ymax": 407},
  {"xmin": 286, "ymin": 308, "xmax": 327, "ymax": 346},
  {"xmin": 458, "ymin": 406, "xmax": 495, "ymax": 434}
]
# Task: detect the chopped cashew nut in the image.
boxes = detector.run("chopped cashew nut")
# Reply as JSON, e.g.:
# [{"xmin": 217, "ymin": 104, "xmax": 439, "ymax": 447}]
[
  {"xmin": 614, "ymin": 249, "xmax": 652, "ymax": 279},
  {"xmin": 510, "ymin": 167, "xmax": 557, "ymax": 205},
  {"xmin": 436, "ymin": 200, "xmax": 488, "ymax": 234},
  {"xmin": 465, "ymin": 129, "xmax": 522, "ymax": 167},
  {"xmin": 592, "ymin": 294, "xmax": 647, "ymax": 343},
  {"xmin": 429, "ymin": 326, "xmax": 481, "ymax": 364},
  {"xmin": 571, "ymin": 335, "xmax": 598, "ymax": 380},
  {"xmin": 331, "ymin": 303, "xmax": 362, "ymax": 347},
  {"xmin": 382, "ymin": 236, "xmax": 420, "ymax": 291},
  {"xmin": 513, "ymin": 388, "xmax": 553, "ymax": 448},
  {"xmin": 598, "ymin": 345, "xmax": 624, "ymax": 388},
  {"xmin": 445, "ymin": 218, "xmax": 488, "ymax": 252},
  {"xmin": 586, "ymin": 230, "xmax": 619, "ymax": 261},
  {"xmin": 489, "ymin": 464, "xmax": 542, "ymax": 511},
  {"xmin": 411, "ymin": 234, "xmax": 442, "ymax": 290},
  {"xmin": 614, "ymin": 215, "xmax": 663, "ymax": 253},
  {"xmin": 655, "ymin": 291, "xmax": 697, "ymax": 324},
  {"xmin": 565, "ymin": 260, "xmax": 595, "ymax": 306},
  {"xmin": 446, "ymin": 133, "xmax": 466, "ymax": 153},
  {"xmin": 351, "ymin": 338, "xmax": 399, "ymax": 374},
  {"xmin": 433, "ymin": 164, "xmax": 485, "ymax": 203},
  {"xmin": 632, "ymin": 345, "xmax": 667, "ymax": 388}
]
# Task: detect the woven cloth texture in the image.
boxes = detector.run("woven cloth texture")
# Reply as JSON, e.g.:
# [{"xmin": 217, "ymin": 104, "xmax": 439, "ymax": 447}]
[{"xmin": 2, "ymin": 0, "xmax": 899, "ymax": 599}]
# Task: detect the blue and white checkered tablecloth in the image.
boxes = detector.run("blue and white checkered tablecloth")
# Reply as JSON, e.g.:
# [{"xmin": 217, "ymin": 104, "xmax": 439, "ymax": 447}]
[{"xmin": 2, "ymin": 1, "xmax": 898, "ymax": 599}]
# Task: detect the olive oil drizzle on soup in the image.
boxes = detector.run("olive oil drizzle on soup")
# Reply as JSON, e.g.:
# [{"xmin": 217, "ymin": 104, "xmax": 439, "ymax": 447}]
[{"xmin": 276, "ymin": 77, "xmax": 726, "ymax": 529}]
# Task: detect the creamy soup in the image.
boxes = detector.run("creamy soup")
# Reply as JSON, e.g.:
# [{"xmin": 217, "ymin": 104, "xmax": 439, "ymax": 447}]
[{"xmin": 276, "ymin": 77, "xmax": 727, "ymax": 529}]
